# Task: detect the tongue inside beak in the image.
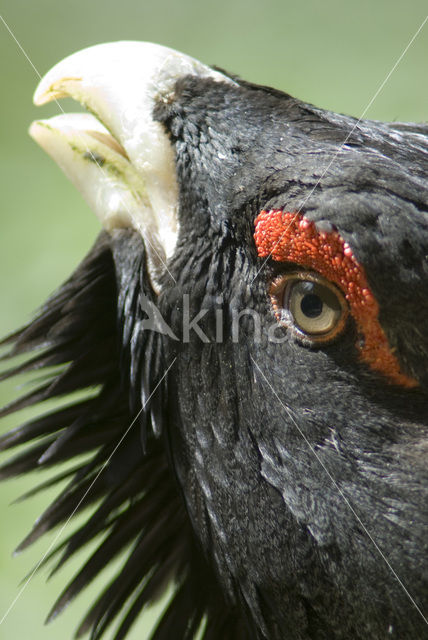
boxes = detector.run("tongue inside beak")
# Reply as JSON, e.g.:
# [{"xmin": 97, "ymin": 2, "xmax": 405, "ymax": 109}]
[{"xmin": 29, "ymin": 41, "xmax": 233, "ymax": 291}]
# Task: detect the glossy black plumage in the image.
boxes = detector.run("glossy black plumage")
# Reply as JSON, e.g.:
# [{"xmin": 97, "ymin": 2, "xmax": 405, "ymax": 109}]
[{"xmin": 1, "ymin": 65, "xmax": 428, "ymax": 640}]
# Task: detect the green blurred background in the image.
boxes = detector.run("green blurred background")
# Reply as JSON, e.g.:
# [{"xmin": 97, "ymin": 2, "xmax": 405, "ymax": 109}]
[{"xmin": 0, "ymin": 1, "xmax": 427, "ymax": 638}]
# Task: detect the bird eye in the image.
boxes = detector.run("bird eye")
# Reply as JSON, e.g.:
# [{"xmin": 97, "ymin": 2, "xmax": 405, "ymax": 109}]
[{"xmin": 271, "ymin": 272, "xmax": 348, "ymax": 343}]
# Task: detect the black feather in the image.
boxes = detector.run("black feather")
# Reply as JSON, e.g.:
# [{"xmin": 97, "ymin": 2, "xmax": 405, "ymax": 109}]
[{"xmin": 0, "ymin": 230, "xmax": 249, "ymax": 639}]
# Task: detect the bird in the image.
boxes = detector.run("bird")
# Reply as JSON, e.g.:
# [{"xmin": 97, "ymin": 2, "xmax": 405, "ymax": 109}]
[{"xmin": 0, "ymin": 41, "xmax": 427, "ymax": 640}]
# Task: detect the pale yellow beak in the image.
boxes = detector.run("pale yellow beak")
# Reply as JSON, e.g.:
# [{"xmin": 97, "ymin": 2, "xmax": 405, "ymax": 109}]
[{"xmin": 29, "ymin": 41, "xmax": 233, "ymax": 290}]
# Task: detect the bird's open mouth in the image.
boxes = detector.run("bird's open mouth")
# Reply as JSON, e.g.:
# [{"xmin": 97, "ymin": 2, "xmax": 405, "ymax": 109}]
[{"xmin": 29, "ymin": 41, "xmax": 232, "ymax": 292}]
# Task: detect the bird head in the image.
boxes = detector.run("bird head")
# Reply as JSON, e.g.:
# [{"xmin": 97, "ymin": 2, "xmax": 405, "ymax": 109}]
[{"xmin": 1, "ymin": 42, "xmax": 427, "ymax": 640}]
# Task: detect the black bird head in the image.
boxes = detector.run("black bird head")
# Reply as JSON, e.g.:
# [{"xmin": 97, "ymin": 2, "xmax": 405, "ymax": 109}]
[{"xmin": 1, "ymin": 42, "xmax": 427, "ymax": 640}]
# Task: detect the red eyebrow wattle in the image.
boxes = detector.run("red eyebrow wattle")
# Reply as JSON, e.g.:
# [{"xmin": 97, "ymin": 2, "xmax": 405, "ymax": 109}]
[{"xmin": 254, "ymin": 209, "xmax": 417, "ymax": 388}]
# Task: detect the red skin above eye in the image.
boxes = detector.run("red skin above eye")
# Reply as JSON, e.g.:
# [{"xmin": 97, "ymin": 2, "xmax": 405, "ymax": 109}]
[{"xmin": 254, "ymin": 209, "xmax": 417, "ymax": 388}]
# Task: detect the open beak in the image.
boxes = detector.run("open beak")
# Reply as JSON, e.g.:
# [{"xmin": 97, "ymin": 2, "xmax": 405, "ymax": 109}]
[{"xmin": 29, "ymin": 41, "xmax": 232, "ymax": 291}]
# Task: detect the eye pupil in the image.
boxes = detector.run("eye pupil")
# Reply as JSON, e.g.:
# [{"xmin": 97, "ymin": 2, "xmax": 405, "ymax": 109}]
[{"xmin": 300, "ymin": 293, "xmax": 323, "ymax": 318}]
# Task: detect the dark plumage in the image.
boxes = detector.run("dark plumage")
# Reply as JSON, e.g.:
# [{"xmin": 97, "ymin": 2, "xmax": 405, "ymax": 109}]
[{"xmin": 1, "ymin": 43, "xmax": 427, "ymax": 640}]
